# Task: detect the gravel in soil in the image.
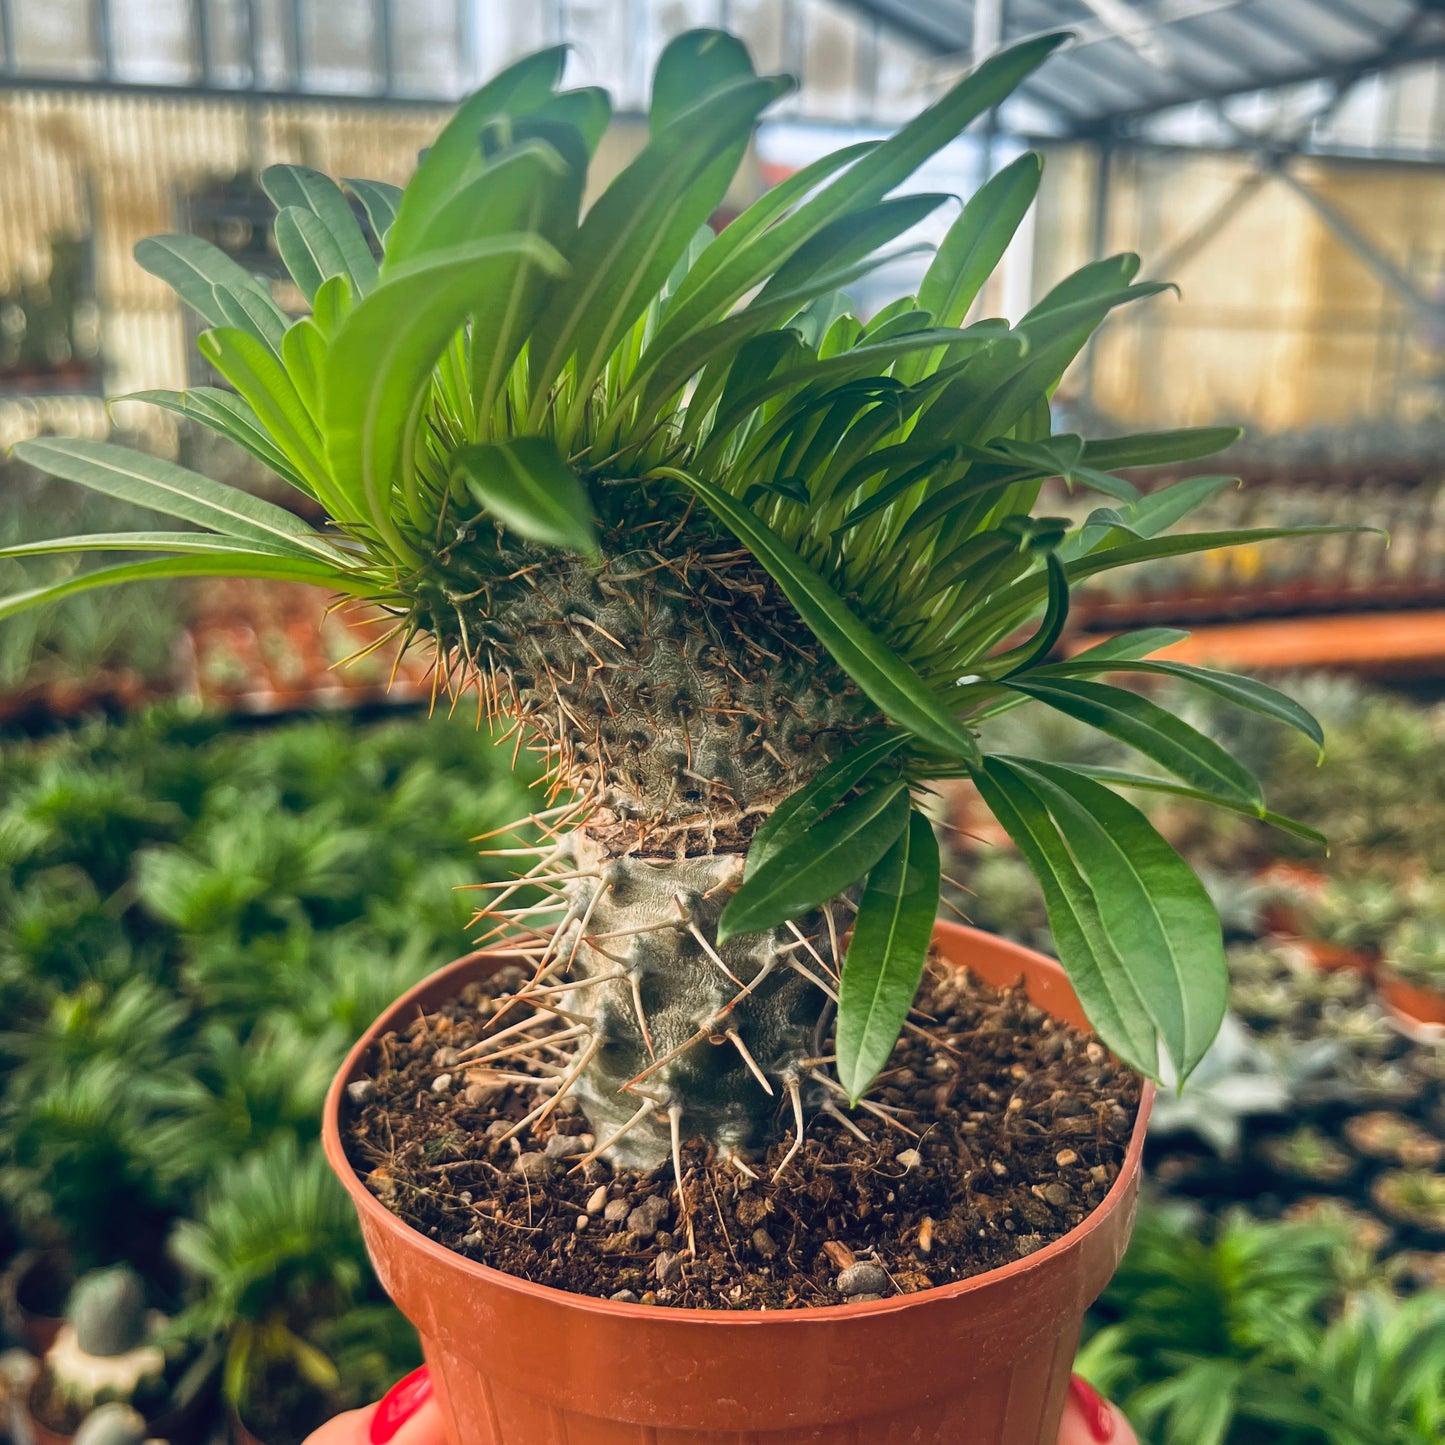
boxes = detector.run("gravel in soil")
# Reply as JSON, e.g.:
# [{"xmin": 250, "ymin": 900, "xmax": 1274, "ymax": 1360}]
[{"xmin": 341, "ymin": 956, "xmax": 1142, "ymax": 1310}]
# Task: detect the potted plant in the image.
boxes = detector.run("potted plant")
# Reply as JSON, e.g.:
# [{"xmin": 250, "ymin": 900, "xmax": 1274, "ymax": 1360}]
[
  {"xmin": 1379, "ymin": 916, "xmax": 1445, "ymax": 1028},
  {"xmin": 2, "ymin": 27, "xmax": 1340, "ymax": 1444},
  {"xmin": 25, "ymin": 1267, "xmax": 169, "ymax": 1444}
]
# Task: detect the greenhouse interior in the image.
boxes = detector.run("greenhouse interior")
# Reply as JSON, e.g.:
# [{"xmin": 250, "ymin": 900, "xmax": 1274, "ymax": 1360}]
[{"xmin": 0, "ymin": 2, "xmax": 1444, "ymax": 1443}]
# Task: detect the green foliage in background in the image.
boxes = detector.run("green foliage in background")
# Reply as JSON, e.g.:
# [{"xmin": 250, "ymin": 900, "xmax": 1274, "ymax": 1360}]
[
  {"xmin": 0, "ymin": 708, "xmax": 535, "ymax": 1423},
  {"xmin": 1081, "ymin": 1205, "xmax": 1445, "ymax": 1445}
]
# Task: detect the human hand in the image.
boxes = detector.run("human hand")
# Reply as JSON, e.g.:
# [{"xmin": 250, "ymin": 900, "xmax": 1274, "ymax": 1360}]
[{"xmin": 302, "ymin": 1367, "xmax": 1135, "ymax": 1444}]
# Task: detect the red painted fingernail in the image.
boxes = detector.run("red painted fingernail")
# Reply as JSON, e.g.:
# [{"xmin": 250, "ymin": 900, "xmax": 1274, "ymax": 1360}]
[
  {"xmin": 370, "ymin": 1365, "xmax": 432, "ymax": 1444},
  {"xmin": 1068, "ymin": 1375, "xmax": 1116, "ymax": 1442}
]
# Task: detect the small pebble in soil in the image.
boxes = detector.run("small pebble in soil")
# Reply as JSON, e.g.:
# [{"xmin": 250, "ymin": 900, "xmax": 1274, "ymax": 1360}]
[
  {"xmin": 513, "ymin": 1152, "xmax": 553, "ymax": 1179},
  {"xmin": 603, "ymin": 1198, "xmax": 630, "ymax": 1224},
  {"xmin": 430, "ymin": 1074, "xmax": 453, "ymax": 1093},
  {"xmin": 432, "ymin": 1047, "xmax": 461, "ymax": 1068},
  {"xmin": 346, "ymin": 1079, "xmax": 374, "ymax": 1105},
  {"xmin": 654, "ymin": 1252, "xmax": 684, "ymax": 1287},
  {"xmin": 896, "ymin": 1149, "xmax": 922, "ymax": 1170},
  {"xmin": 628, "ymin": 1197, "xmax": 670, "ymax": 1240},
  {"xmin": 837, "ymin": 1262, "xmax": 889, "ymax": 1296},
  {"xmin": 1055, "ymin": 1149, "xmax": 1078, "ymax": 1167},
  {"xmin": 751, "ymin": 1228, "xmax": 778, "ymax": 1259},
  {"xmin": 845, "ymin": 1292, "xmax": 883, "ymax": 1304},
  {"xmin": 586, "ymin": 1185, "xmax": 608, "ymax": 1215},
  {"xmin": 609, "ymin": 1290, "xmax": 638, "ymax": 1304},
  {"xmin": 575, "ymin": 1216, "xmax": 589, "ymax": 1233}
]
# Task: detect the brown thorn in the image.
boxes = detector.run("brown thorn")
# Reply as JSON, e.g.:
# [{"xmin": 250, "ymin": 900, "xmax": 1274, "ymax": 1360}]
[{"xmin": 496, "ymin": 1035, "xmax": 602, "ymax": 1144}]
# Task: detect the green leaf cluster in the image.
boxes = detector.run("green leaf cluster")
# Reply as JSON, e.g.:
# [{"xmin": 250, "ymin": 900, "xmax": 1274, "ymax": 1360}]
[{"xmin": 2, "ymin": 28, "xmax": 1349, "ymax": 1086}]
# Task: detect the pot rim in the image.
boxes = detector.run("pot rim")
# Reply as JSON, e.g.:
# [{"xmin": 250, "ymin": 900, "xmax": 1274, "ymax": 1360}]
[{"xmin": 323, "ymin": 919, "xmax": 1154, "ymax": 1327}]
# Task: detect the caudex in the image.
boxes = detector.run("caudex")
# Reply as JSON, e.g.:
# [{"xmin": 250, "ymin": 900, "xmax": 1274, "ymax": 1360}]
[{"xmin": 3, "ymin": 31, "xmax": 1339, "ymax": 1197}]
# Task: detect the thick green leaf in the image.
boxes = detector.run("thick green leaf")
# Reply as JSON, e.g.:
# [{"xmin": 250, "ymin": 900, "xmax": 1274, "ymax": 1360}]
[
  {"xmin": 718, "ymin": 781, "xmax": 909, "ymax": 941},
  {"xmin": 650, "ymin": 29, "xmax": 756, "ymax": 130},
  {"xmin": 134, "ymin": 235, "xmax": 288, "ymax": 348},
  {"xmin": 757, "ymin": 194, "xmax": 950, "ymax": 308},
  {"xmin": 1007, "ymin": 676, "xmax": 1263, "ymax": 808},
  {"xmin": 1082, "ymin": 426, "xmax": 1242, "ymax": 471},
  {"xmin": 970, "ymin": 756, "xmax": 1157, "ymax": 1072},
  {"xmin": 746, "ymin": 733, "xmax": 907, "ymax": 880},
  {"xmin": 262, "ymin": 163, "xmax": 378, "ymax": 296},
  {"xmin": 273, "ymin": 206, "xmax": 348, "ymax": 304},
  {"xmin": 922, "ymin": 151, "xmax": 1042, "ymax": 327},
  {"xmin": 837, "ymin": 809, "xmax": 940, "ymax": 1102},
  {"xmin": 197, "ymin": 328, "xmax": 333, "ymax": 510},
  {"xmin": 11, "ymin": 438, "xmax": 338, "ymax": 562},
  {"xmin": 894, "ymin": 151, "xmax": 1042, "ymax": 388},
  {"xmin": 1064, "ymin": 475, "xmax": 1238, "ymax": 560},
  {"xmin": 310, "ymin": 274, "xmax": 354, "ymax": 340},
  {"xmin": 669, "ymin": 470, "xmax": 982, "ymax": 761},
  {"xmin": 323, "ymin": 235, "xmax": 568, "ymax": 555},
  {"xmin": 0, "ymin": 553, "xmax": 355, "ymax": 623},
  {"xmin": 0, "ymin": 531, "xmax": 307, "ymax": 560},
  {"xmin": 125, "ymin": 388, "xmax": 307, "ymax": 489},
  {"xmin": 1034, "ymin": 658, "xmax": 1324, "ymax": 753},
  {"xmin": 528, "ymin": 72, "xmax": 788, "ymax": 421},
  {"xmin": 1060, "ymin": 765, "xmax": 1327, "ymax": 848},
  {"xmin": 1066, "ymin": 628, "xmax": 1190, "ymax": 663},
  {"xmin": 1003, "ymin": 758, "xmax": 1228, "ymax": 1075},
  {"xmin": 383, "ymin": 46, "xmax": 568, "ymax": 266},
  {"xmin": 985, "ymin": 553, "xmax": 1068, "ymax": 677},
  {"xmin": 451, "ymin": 438, "xmax": 598, "ymax": 557},
  {"xmin": 660, "ymin": 32, "xmax": 1065, "ymax": 344},
  {"xmin": 344, "ymin": 178, "xmax": 403, "ymax": 247},
  {"xmin": 280, "ymin": 317, "xmax": 328, "ymax": 419}
]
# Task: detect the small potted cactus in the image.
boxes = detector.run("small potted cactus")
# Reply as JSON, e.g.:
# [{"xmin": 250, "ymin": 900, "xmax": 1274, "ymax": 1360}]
[
  {"xmin": 25, "ymin": 1268, "xmax": 166, "ymax": 1444},
  {"xmin": 70, "ymin": 1403, "xmax": 151, "ymax": 1445}
]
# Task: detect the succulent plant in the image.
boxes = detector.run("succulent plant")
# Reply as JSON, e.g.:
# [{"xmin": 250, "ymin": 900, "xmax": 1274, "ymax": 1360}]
[
  {"xmin": 1258, "ymin": 1123, "xmax": 1354, "ymax": 1184},
  {"xmin": 42, "ymin": 1267, "xmax": 164, "ymax": 1415},
  {"xmin": 71, "ymin": 1402, "xmax": 149, "ymax": 1445},
  {"xmin": 1372, "ymin": 1169, "xmax": 1445, "ymax": 1233},
  {"xmin": 1384, "ymin": 915, "xmax": 1445, "ymax": 990},
  {"xmin": 1342, "ymin": 1111, "xmax": 1444, "ymax": 1170},
  {"xmin": 0, "ymin": 30, "xmax": 1335, "ymax": 1168},
  {"xmin": 69, "ymin": 1268, "xmax": 148, "ymax": 1359}
]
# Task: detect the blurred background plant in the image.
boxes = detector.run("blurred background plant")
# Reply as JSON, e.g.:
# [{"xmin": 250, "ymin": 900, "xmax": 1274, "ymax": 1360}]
[{"xmin": 0, "ymin": 707, "xmax": 536, "ymax": 1443}]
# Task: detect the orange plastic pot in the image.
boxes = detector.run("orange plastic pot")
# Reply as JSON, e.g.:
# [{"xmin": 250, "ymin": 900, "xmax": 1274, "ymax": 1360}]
[
  {"xmin": 323, "ymin": 921, "xmax": 1154, "ymax": 1445},
  {"xmin": 1380, "ymin": 971, "xmax": 1445, "ymax": 1028}
]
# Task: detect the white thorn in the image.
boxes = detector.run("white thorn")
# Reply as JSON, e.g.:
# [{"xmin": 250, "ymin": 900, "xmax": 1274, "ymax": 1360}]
[
  {"xmin": 726, "ymin": 1029, "xmax": 775, "ymax": 1096},
  {"xmin": 773, "ymin": 1076, "xmax": 807, "ymax": 1181},
  {"xmin": 822, "ymin": 1102, "xmax": 869, "ymax": 1143},
  {"xmin": 629, "ymin": 971, "xmax": 656, "ymax": 1057},
  {"xmin": 570, "ymin": 1097, "xmax": 659, "ymax": 1171}
]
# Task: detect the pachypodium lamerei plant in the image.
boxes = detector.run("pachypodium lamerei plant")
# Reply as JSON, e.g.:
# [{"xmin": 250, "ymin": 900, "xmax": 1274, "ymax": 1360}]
[{"xmin": 3, "ymin": 30, "xmax": 1337, "ymax": 1172}]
